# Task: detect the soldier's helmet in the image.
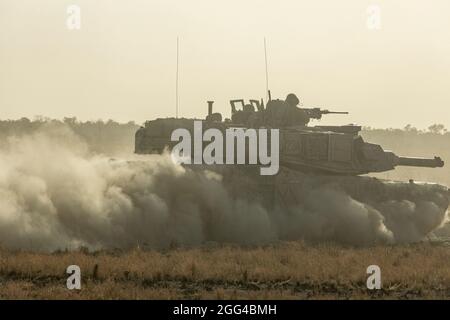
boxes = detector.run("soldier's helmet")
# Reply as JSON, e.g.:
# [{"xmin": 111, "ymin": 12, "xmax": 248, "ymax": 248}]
[{"xmin": 285, "ymin": 93, "xmax": 300, "ymax": 107}]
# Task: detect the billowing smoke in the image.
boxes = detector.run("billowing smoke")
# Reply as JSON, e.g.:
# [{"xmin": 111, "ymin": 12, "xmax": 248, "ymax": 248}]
[{"xmin": 0, "ymin": 124, "xmax": 448, "ymax": 251}]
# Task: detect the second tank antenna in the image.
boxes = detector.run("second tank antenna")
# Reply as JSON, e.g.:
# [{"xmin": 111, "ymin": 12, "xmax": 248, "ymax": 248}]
[
  {"xmin": 175, "ymin": 36, "xmax": 180, "ymax": 118},
  {"xmin": 264, "ymin": 37, "xmax": 271, "ymax": 102}
]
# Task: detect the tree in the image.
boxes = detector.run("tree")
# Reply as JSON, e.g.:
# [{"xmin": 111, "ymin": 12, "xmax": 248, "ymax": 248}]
[
  {"xmin": 427, "ymin": 124, "xmax": 446, "ymax": 134},
  {"xmin": 404, "ymin": 124, "xmax": 419, "ymax": 133}
]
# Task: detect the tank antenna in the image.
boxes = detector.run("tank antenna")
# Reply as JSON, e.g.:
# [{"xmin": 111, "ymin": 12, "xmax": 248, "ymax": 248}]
[
  {"xmin": 264, "ymin": 37, "xmax": 271, "ymax": 101},
  {"xmin": 176, "ymin": 36, "xmax": 179, "ymax": 118}
]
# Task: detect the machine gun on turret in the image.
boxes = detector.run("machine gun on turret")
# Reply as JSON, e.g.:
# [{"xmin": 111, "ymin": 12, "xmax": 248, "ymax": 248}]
[{"xmin": 304, "ymin": 108, "xmax": 349, "ymax": 120}]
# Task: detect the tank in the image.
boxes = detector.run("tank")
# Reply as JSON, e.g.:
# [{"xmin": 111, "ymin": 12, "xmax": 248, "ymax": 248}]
[
  {"xmin": 135, "ymin": 96, "xmax": 444, "ymax": 176},
  {"xmin": 134, "ymin": 93, "xmax": 450, "ymax": 232}
]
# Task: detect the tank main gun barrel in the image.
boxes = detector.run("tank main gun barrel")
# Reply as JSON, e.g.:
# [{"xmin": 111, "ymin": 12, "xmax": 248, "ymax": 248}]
[
  {"xmin": 395, "ymin": 156, "xmax": 444, "ymax": 168},
  {"xmin": 320, "ymin": 110, "xmax": 349, "ymax": 115},
  {"xmin": 306, "ymin": 108, "xmax": 349, "ymax": 120}
]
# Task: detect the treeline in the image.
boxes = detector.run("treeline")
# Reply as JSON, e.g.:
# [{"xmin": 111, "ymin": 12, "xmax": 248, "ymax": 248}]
[{"xmin": 0, "ymin": 117, "xmax": 140, "ymax": 155}]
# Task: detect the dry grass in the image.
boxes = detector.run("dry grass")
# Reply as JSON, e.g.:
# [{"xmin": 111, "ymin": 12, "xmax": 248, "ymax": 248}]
[{"xmin": 0, "ymin": 241, "xmax": 449, "ymax": 299}]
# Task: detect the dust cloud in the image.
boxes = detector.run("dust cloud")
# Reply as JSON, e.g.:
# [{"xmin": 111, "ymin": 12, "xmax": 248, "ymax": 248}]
[{"xmin": 0, "ymin": 124, "xmax": 448, "ymax": 252}]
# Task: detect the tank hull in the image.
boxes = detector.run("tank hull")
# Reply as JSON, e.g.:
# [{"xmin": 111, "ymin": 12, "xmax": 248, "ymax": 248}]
[{"xmin": 191, "ymin": 165, "xmax": 449, "ymax": 212}]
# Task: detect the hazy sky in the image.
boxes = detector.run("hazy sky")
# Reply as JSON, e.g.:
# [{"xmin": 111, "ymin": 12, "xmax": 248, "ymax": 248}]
[{"xmin": 0, "ymin": 0, "xmax": 449, "ymax": 128}]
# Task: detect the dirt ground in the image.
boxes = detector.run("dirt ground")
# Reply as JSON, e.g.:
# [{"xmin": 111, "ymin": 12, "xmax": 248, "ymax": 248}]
[{"xmin": 0, "ymin": 241, "xmax": 449, "ymax": 299}]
